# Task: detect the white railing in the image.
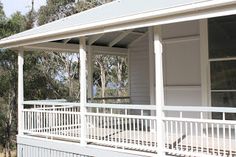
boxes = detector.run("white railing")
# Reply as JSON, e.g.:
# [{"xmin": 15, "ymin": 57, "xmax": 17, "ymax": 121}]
[
  {"xmin": 21, "ymin": 101, "xmax": 236, "ymax": 156},
  {"xmin": 85, "ymin": 103, "xmax": 157, "ymax": 152},
  {"xmin": 23, "ymin": 101, "xmax": 81, "ymax": 141},
  {"xmin": 163, "ymin": 106, "xmax": 236, "ymax": 157}
]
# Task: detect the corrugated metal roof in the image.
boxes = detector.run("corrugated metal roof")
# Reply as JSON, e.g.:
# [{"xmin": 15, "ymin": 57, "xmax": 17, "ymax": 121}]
[{"xmin": 0, "ymin": 0, "xmax": 230, "ymax": 48}]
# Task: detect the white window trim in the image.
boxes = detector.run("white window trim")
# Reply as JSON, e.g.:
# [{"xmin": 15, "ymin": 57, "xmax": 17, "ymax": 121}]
[{"xmin": 200, "ymin": 19, "xmax": 211, "ymax": 107}]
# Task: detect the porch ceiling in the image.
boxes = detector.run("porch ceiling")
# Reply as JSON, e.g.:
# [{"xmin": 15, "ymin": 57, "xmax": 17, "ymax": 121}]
[
  {"xmin": 0, "ymin": 0, "xmax": 236, "ymax": 49},
  {"xmin": 59, "ymin": 27, "xmax": 148, "ymax": 48},
  {"xmin": 18, "ymin": 27, "xmax": 148, "ymax": 53}
]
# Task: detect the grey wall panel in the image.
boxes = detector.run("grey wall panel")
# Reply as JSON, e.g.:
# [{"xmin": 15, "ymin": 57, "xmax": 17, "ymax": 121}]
[
  {"xmin": 129, "ymin": 35, "xmax": 150, "ymax": 105},
  {"xmin": 129, "ymin": 20, "xmax": 201, "ymax": 107},
  {"xmin": 17, "ymin": 136, "xmax": 146, "ymax": 157},
  {"xmin": 162, "ymin": 21, "xmax": 201, "ymax": 108},
  {"xmin": 18, "ymin": 144, "xmax": 90, "ymax": 157}
]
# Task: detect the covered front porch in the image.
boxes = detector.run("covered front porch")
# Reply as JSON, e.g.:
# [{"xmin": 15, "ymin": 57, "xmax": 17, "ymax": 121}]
[
  {"xmin": 1, "ymin": 0, "xmax": 236, "ymax": 156},
  {"xmin": 17, "ymin": 17, "xmax": 236, "ymax": 157}
]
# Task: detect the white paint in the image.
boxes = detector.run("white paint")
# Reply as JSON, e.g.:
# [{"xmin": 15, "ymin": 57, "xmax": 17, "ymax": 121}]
[
  {"xmin": 88, "ymin": 34, "xmax": 104, "ymax": 45},
  {"xmin": 154, "ymin": 26, "xmax": 165, "ymax": 156},
  {"xmin": 129, "ymin": 36, "xmax": 150, "ymax": 104},
  {"xmin": 22, "ymin": 42, "xmax": 128, "ymax": 54},
  {"xmin": 163, "ymin": 35, "xmax": 199, "ymax": 44},
  {"xmin": 2, "ymin": 0, "xmax": 236, "ymax": 48},
  {"xmin": 17, "ymin": 135, "xmax": 147, "ymax": 157},
  {"xmin": 128, "ymin": 32, "xmax": 148, "ymax": 47},
  {"xmin": 148, "ymin": 27, "xmax": 155, "ymax": 106},
  {"xmin": 109, "ymin": 30, "xmax": 132, "ymax": 47},
  {"xmin": 129, "ymin": 21, "xmax": 202, "ymax": 108},
  {"xmin": 18, "ymin": 50, "xmax": 24, "ymax": 135},
  {"xmin": 162, "ymin": 21, "xmax": 201, "ymax": 110},
  {"xmin": 200, "ymin": 19, "xmax": 210, "ymax": 107},
  {"xmin": 87, "ymin": 46, "xmax": 93, "ymax": 101},
  {"xmin": 79, "ymin": 37, "xmax": 87, "ymax": 146}
]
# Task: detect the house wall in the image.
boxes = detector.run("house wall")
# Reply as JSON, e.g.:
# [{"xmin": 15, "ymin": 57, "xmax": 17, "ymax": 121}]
[
  {"xmin": 17, "ymin": 135, "xmax": 146, "ymax": 157},
  {"xmin": 129, "ymin": 35, "xmax": 150, "ymax": 104},
  {"xmin": 163, "ymin": 21, "xmax": 201, "ymax": 108},
  {"xmin": 17, "ymin": 144, "xmax": 90, "ymax": 157},
  {"xmin": 129, "ymin": 21, "xmax": 202, "ymax": 112}
]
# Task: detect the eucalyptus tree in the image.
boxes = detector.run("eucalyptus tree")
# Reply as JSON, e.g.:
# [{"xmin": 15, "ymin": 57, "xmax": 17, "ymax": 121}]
[{"xmin": 0, "ymin": 9, "xmax": 27, "ymax": 157}]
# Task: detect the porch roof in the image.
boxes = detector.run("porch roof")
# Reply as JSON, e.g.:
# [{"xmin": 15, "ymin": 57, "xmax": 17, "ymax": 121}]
[{"xmin": 0, "ymin": 0, "xmax": 236, "ymax": 49}]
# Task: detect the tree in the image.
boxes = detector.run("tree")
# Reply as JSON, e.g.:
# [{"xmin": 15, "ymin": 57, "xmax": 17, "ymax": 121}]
[
  {"xmin": 0, "ymin": 9, "xmax": 27, "ymax": 157},
  {"xmin": 37, "ymin": 0, "xmax": 76, "ymax": 26},
  {"xmin": 25, "ymin": 0, "xmax": 37, "ymax": 30},
  {"xmin": 0, "ymin": 1, "xmax": 120, "ymax": 156}
]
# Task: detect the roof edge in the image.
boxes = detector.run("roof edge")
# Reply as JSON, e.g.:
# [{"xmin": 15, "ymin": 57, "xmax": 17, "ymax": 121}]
[{"xmin": 1, "ymin": 0, "xmax": 236, "ymax": 49}]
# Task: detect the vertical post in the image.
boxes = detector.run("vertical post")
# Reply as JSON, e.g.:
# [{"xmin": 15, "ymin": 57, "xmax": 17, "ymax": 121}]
[
  {"xmin": 154, "ymin": 26, "xmax": 165, "ymax": 156},
  {"xmin": 18, "ymin": 49, "xmax": 24, "ymax": 135},
  {"xmin": 80, "ymin": 37, "xmax": 87, "ymax": 146},
  {"xmin": 87, "ymin": 46, "xmax": 93, "ymax": 102},
  {"xmin": 200, "ymin": 19, "xmax": 210, "ymax": 107},
  {"xmin": 149, "ymin": 27, "xmax": 155, "ymax": 106}
]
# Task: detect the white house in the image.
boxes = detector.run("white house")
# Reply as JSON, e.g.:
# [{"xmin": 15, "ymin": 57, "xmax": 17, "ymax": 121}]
[{"xmin": 1, "ymin": 0, "xmax": 236, "ymax": 156}]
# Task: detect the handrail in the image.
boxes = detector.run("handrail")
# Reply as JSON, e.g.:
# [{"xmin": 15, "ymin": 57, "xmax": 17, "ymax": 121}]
[
  {"xmin": 86, "ymin": 112, "xmax": 156, "ymax": 119},
  {"xmin": 163, "ymin": 117, "xmax": 236, "ymax": 124},
  {"xmin": 86, "ymin": 103, "xmax": 156, "ymax": 110},
  {"xmin": 88, "ymin": 96, "xmax": 130, "ymax": 100},
  {"xmin": 24, "ymin": 101, "xmax": 236, "ymax": 113},
  {"xmin": 163, "ymin": 106, "xmax": 236, "ymax": 113},
  {"xmin": 23, "ymin": 109, "xmax": 80, "ymax": 114},
  {"xmin": 33, "ymin": 105, "xmax": 77, "ymax": 110},
  {"xmin": 23, "ymin": 100, "xmax": 80, "ymax": 106}
]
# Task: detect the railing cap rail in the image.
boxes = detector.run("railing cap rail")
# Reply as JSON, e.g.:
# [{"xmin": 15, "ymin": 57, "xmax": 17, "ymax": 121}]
[
  {"xmin": 163, "ymin": 106, "xmax": 236, "ymax": 113},
  {"xmin": 24, "ymin": 100, "xmax": 80, "ymax": 106},
  {"xmin": 86, "ymin": 103, "xmax": 156, "ymax": 110}
]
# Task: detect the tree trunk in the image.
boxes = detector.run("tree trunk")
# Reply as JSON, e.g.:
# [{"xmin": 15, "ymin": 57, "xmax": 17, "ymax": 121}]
[
  {"xmin": 100, "ymin": 64, "xmax": 106, "ymax": 104},
  {"xmin": 116, "ymin": 57, "xmax": 125, "ymax": 103}
]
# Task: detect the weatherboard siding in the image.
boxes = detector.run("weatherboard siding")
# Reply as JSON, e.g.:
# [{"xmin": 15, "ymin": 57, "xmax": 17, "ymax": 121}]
[
  {"xmin": 129, "ymin": 21, "xmax": 202, "ymax": 108},
  {"xmin": 17, "ymin": 144, "xmax": 89, "ymax": 157},
  {"xmin": 129, "ymin": 35, "xmax": 150, "ymax": 105},
  {"xmin": 163, "ymin": 20, "xmax": 201, "ymax": 110}
]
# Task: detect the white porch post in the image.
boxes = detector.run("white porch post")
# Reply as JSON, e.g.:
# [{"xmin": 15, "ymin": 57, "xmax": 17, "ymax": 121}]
[
  {"xmin": 80, "ymin": 37, "xmax": 87, "ymax": 146},
  {"xmin": 87, "ymin": 46, "xmax": 93, "ymax": 102},
  {"xmin": 18, "ymin": 49, "xmax": 24, "ymax": 135},
  {"xmin": 154, "ymin": 26, "xmax": 165, "ymax": 156},
  {"xmin": 149, "ymin": 27, "xmax": 156, "ymax": 119}
]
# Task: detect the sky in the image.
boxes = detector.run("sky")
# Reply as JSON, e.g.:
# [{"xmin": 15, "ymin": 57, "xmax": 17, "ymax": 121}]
[{"xmin": 2, "ymin": 0, "xmax": 47, "ymax": 17}]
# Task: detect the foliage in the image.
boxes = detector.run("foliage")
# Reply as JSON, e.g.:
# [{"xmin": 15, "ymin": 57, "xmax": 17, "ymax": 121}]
[
  {"xmin": 0, "ymin": 11, "xmax": 26, "ymax": 156},
  {"xmin": 37, "ymin": 0, "xmax": 76, "ymax": 25},
  {"xmin": 0, "ymin": 1, "xmax": 128, "ymax": 156}
]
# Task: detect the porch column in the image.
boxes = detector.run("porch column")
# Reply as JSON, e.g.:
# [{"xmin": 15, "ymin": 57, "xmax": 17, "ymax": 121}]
[
  {"xmin": 87, "ymin": 46, "xmax": 93, "ymax": 102},
  {"xmin": 149, "ymin": 27, "xmax": 155, "ymax": 106},
  {"xmin": 18, "ymin": 49, "xmax": 24, "ymax": 135},
  {"xmin": 154, "ymin": 26, "xmax": 165, "ymax": 156},
  {"xmin": 80, "ymin": 37, "xmax": 87, "ymax": 146}
]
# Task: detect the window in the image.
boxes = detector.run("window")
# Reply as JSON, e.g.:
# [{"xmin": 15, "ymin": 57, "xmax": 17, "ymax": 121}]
[{"xmin": 208, "ymin": 15, "xmax": 236, "ymax": 120}]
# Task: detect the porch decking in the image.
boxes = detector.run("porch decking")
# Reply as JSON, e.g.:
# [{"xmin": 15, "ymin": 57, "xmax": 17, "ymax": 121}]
[{"xmin": 22, "ymin": 100, "xmax": 236, "ymax": 157}]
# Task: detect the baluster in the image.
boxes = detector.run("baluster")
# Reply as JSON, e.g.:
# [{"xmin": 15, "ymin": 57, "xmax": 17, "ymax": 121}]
[
  {"xmin": 180, "ymin": 112, "xmax": 183, "ymax": 152},
  {"xmin": 211, "ymin": 123, "xmax": 214, "ymax": 155},
  {"xmin": 200, "ymin": 112, "xmax": 203, "ymax": 153},
  {"xmin": 229, "ymin": 125, "xmax": 232, "ymax": 157},
  {"xmin": 223, "ymin": 112, "xmax": 226, "ymax": 156}
]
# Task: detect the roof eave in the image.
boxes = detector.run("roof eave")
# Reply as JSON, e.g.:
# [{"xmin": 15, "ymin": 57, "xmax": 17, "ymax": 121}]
[{"xmin": 1, "ymin": 0, "xmax": 236, "ymax": 49}]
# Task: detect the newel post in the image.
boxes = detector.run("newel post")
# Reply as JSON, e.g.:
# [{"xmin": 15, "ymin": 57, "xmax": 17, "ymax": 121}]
[
  {"xmin": 18, "ymin": 49, "xmax": 24, "ymax": 135},
  {"xmin": 80, "ymin": 37, "xmax": 87, "ymax": 146},
  {"xmin": 154, "ymin": 26, "xmax": 165, "ymax": 156}
]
